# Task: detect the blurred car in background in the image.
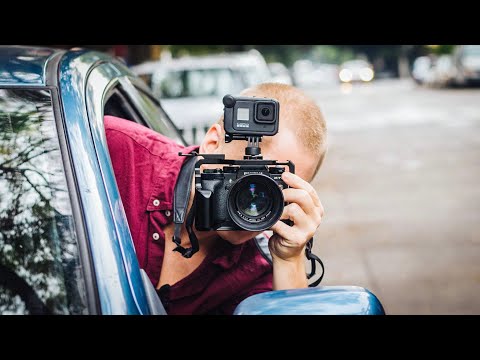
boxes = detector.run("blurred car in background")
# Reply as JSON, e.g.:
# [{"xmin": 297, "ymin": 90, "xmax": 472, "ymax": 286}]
[
  {"xmin": 134, "ymin": 50, "xmax": 272, "ymax": 144},
  {"xmin": 268, "ymin": 62, "xmax": 293, "ymax": 85},
  {"xmin": 411, "ymin": 56, "xmax": 435, "ymax": 85},
  {"xmin": 292, "ymin": 60, "xmax": 339, "ymax": 88},
  {"xmin": 129, "ymin": 60, "xmax": 161, "ymax": 88},
  {"xmin": 430, "ymin": 55, "xmax": 456, "ymax": 87},
  {"xmin": 339, "ymin": 59, "xmax": 375, "ymax": 83},
  {"xmin": 228, "ymin": 49, "xmax": 272, "ymax": 86},
  {"xmin": 452, "ymin": 45, "xmax": 480, "ymax": 86}
]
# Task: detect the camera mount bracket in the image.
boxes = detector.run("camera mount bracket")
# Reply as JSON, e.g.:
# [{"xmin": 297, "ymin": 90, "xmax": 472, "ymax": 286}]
[
  {"xmin": 224, "ymin": 133, "xmax": 264, "ymax": 159},
  {"xmin": 179, "ymin": 151, "xmax": 295, "ymax": 189}
]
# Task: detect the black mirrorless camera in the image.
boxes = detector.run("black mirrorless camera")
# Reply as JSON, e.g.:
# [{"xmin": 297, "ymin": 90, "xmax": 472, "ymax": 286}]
[{"xmin": 192, "ymin": 94, "xmax": 294, "ymax": 232}]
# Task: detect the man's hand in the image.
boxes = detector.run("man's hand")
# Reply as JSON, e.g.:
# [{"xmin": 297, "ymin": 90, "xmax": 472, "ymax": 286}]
[{"xmin": 269, "ymin": 171, "xmax": 324, "ymax": 289}]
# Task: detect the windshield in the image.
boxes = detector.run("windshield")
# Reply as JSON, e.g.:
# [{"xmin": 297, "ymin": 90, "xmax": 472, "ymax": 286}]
[
  {"xmin": 153, "ymin": 68, "xmax": 245, "ymax": 99},
  {"xmin": 0, "ymin": 88, "xmax": 87, "ymax": 314}
]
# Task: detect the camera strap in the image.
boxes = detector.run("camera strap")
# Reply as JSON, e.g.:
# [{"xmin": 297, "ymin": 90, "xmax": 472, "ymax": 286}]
[
  {"xmin": 172, "ymin": 153, "xmax": 199, "ymax": 258},
  {"xmin": 255, "ymin": 234, "xmax": 324, "ymax": 287},
  {"xmin": 305, "ymin": 238, "xmax": 325, "ymax": 287}
]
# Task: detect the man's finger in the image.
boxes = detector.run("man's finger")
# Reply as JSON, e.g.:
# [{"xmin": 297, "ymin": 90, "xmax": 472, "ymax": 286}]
[
  {"xmin": 282, "ymin": 172, "xmax": 321, "ymax": 208},
  {"xmin": 271, "ymin": 219, "xmax": 302, "ymax": 241},
  {"xmin": 278, "ymin": 202, "xmax": 310, "ymax": 228},
  {"xmin": 282, "ymin": 188, "xmax": 316, "ymax": 216}
]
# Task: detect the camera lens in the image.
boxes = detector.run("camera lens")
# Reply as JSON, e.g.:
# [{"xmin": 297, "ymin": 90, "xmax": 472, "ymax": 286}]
[
  {"xmin": 236, "ymin": 183, "xmax": 271, "ymax": 217},
  {"xmin": 227, "ymin": 174, "xmax": 284, "ymax": 231},
  {"xmin": 256, "ymin": 103, "xmax": 275, "ymax": 123}
]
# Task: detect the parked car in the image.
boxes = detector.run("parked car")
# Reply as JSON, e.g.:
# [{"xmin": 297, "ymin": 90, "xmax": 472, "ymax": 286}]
[
  {"xmin": 0, "ymin": 46, "xmax": 384, "ymax": 315},
  {"xmin": 411, "ymin": 56, "xmax": 435, "ymax": 85},
  {"xmin": 430, "ymin": 55, "xmax": 456, "ymax": 87},
  {"xmin": 143, "ymin": 50, "xmax": 272, "ymax": 144},
  {"xmin": 268, "ymin": 62, "xmax": 293, "ymax": 85},
  {"xmin": 452, "ymin": 45, "xmax": 480, "ymax": 86},
  {"xmin": 292, "ymin": 60, "xmax": 339, "ymax": 88},
  {"xmin": 339, "ymin": 59, "xmax": 375, "ymax": 83},
  {"xmin": 292, "ymin": 59, "xmax": 316, "ymax": 86}
]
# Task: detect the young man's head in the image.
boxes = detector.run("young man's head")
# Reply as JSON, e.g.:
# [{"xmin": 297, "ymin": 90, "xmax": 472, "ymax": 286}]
[{"xmin": 198, "ymin": 83, "xmax": 327, "ymax": 244}]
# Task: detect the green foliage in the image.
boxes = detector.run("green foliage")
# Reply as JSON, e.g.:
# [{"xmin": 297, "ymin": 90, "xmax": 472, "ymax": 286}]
[{"xmin": 427, "ymin": 45, "xmax": 455, "ymax": 55}]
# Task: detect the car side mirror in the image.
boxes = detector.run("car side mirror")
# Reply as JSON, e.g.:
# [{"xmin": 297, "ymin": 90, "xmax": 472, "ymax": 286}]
[{"xmin": 233, "ymin": 286, "xmax": 385, "ymax": 315}]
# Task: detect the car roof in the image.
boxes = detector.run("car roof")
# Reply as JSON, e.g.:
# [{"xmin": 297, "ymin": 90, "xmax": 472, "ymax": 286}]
[
  {"xmin": 0, "ymin": 46, "xmax": 63, "ymax": 86},
  {"xmin": 0, "ymin": 45, "xmax": 131, "ymax": 87}
]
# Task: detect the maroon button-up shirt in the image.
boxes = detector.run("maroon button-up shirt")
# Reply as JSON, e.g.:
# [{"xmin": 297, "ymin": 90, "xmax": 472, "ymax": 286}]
[{"xmin": 104, "ymin": 116, "xmax": 272, "ymax": 314}]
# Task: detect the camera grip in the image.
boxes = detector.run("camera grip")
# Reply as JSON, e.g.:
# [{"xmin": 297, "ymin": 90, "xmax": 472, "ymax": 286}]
[{"xmin": 195, "ymin": 189, "xmax": 213, "ymax": 231}]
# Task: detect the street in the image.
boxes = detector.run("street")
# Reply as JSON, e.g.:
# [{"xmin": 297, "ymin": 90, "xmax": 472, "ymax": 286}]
[{"xmin": 305, "ymin": 79, "xmax": 480, "ymax": 314}]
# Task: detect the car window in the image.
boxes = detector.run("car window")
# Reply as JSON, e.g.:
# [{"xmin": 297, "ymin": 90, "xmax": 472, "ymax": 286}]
[
  {"xmin": 239, "ymin": 65, "xmax": 270, "ymax": 86},
  {"xmin": 133, "ymin": 88, "xmax": 186, "ymax": 144},
  {"xmin": 111, "ymin": 78, "xmax": 186, "ymax": 146},
  {"xmin": 0, "ymin": 88, "xmax": 88, "ymax": 314},
  {"xmin": 154, "ymin": 68, "xmax": 244, "ymax": 98}
]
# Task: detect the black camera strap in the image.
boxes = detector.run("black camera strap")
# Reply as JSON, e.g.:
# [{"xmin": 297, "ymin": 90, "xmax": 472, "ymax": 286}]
[
  {"xmin": 305, "ymin": 238, "xmax": 325, "ymax": 287},
  {"xmin": 172, "ymin": 153, "xmax": 199, "ymax": 258}
]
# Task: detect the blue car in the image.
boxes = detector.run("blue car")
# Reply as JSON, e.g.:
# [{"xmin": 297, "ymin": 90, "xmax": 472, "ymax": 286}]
[{"xmin": 0, "ymin": 46, "xmax": 384, "ymax": 315}]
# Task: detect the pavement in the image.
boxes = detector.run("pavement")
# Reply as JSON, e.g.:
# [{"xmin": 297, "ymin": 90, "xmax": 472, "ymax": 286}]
[{"xmin": 304, "ymin": 79, "xmax": 480, "ymax": 314}]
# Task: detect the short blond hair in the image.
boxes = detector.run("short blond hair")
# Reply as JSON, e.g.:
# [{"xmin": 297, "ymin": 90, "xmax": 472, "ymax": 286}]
[{"xmin": 220, "ymin": 83, "xmax": 327, "ymax": 177}]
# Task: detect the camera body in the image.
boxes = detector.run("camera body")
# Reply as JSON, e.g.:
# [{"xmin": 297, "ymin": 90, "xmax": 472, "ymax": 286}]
[
  {"xmin": 192, "ymin": 94, "xmax": 294, "ymax": 232},
  {"xmin": 196, "ymin": 164, "xmax": 288, "ymax": 231}
]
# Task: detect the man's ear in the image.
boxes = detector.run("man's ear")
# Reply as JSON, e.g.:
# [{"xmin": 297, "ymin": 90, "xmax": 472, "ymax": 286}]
[{"xmin": 199, "ymin": 123, "xmax": 223, "ymax": 154}]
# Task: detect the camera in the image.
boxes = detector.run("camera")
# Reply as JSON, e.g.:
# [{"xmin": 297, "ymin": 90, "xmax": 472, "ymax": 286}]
[
  {"xmin": 222, "ymin": 94, "xmax": 279, "ymax": 139},
  {"xmin": 192, "ymin": 94, "xmax": 294, "ymax": 232}
]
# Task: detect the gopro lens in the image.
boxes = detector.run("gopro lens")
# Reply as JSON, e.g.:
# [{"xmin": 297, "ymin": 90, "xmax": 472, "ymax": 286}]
[{"xmin": 256, "ymin": 103, "xmax": 275, "ymax": 123}]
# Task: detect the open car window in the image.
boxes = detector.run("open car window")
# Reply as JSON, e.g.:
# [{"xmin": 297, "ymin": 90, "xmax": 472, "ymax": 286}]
[{"xmin": 104, "ymin": 79, "xmax": 185, "ymax": 146}]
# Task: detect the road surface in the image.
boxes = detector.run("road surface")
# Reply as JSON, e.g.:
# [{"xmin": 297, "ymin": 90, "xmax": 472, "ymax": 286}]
[{"xmin": 305, "ymin": 79, "xmax": 480, "ymax": 314}]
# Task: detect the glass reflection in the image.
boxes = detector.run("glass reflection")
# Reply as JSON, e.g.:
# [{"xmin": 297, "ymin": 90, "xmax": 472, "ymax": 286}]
[{"xmin": 0, "ymin": 88, "xmax": 87, "ymax": 314}]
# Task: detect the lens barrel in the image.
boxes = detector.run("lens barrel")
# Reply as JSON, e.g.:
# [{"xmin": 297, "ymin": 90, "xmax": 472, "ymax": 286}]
[{"xmin": 227, "ymin": 174, "xmax": 284, "ymax": 231}]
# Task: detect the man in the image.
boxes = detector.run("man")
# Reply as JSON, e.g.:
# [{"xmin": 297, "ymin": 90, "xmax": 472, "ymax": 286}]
[{"xmin": 105, "ymin": 83, "xmax": 327, "ymax": 314}]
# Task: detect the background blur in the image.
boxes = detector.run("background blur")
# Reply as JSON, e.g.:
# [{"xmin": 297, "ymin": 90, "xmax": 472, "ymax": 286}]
[{"xmin": 54, "ymin": 44, "xmax": 480, "ymax": 314}]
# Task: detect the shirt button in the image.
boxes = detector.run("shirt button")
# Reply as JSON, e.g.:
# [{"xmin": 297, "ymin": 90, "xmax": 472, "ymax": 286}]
[
  {"xmin": 153, "ymin": 199, "xmax": 160, "ymax": 207},
  {"xmin": 152, "ymin": 233, "xmax": 160, "ymax": 241},
  {"xmin": 165, "ymin": 210, "xmax": 171, "ymax": 217}
]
